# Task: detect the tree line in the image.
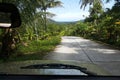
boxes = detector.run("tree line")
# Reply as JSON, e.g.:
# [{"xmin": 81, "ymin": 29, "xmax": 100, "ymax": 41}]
[{"xmin": 67, "ymin": 0, "xmax": 120, "ymax": 47}]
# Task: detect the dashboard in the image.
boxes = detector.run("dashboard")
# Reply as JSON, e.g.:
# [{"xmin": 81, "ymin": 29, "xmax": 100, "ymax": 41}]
[{"xmin": 0, "ymin": 75, "xmax": 120, "ymax": 80}]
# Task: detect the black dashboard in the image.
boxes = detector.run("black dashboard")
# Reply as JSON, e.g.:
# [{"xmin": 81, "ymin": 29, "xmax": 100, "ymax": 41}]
[{"xmin": 0, "ymin": 75, "xmax": 119, "ymax": 80}]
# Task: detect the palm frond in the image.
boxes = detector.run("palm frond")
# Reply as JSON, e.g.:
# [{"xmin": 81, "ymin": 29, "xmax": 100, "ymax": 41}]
[{"xmin": 80, "ymin": 0, "xmax": 111, "ymax": 9}]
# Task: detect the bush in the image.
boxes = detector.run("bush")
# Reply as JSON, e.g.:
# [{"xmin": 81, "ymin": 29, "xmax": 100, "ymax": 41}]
[
  {"xmin": 2, "ymin": 36, "xmax": 61, "ymax": 62},
  {"xmin": 16, "ymin": 36, "xmax": 61, "ymax": 54}
]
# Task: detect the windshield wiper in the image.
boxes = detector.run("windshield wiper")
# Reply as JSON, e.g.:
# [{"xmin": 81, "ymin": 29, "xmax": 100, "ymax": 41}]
[{"xmin": 21, "ymin": 63, "xmax": 97, "ymax": 76}]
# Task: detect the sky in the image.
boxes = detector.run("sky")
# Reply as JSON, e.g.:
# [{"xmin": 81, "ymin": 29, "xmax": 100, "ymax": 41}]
[{"xmin": 47, "ymin": 0, "xmax": 115, "ymax": 22}]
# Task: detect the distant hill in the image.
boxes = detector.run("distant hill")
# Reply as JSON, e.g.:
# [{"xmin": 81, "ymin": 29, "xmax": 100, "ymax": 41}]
[{"xmin": 47, "ymin": 19, "xmax": 84, "ymax": 24}]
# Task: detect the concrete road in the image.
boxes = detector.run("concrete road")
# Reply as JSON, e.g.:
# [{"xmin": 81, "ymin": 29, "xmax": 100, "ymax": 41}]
[{"xmin": 44, "ymin": 36, "xmax": 120, "ymax": 75}]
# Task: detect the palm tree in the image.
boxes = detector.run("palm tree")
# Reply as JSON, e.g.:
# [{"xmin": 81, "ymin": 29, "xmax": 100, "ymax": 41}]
[
  {"xmin": 79, "ymin": 0, "xmax": 111, "ymax": 9},
  {"xmin": 40, "ymin": 0, "xmax": 62, "ymax": 31},
  {"xmin": 89, "ymin": 2, "xmax": 103, "ymax": 22}
]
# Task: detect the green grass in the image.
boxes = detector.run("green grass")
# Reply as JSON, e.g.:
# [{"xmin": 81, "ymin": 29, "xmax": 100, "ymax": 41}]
[{"xmin": 0, "ymin": 36, "xmax": 61, "ymax": 62}]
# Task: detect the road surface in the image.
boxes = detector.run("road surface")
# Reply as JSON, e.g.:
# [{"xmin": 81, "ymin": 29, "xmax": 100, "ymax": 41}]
[{"xmin": 44, "ymin": 36, "xmax": 120, "ymax": 75}]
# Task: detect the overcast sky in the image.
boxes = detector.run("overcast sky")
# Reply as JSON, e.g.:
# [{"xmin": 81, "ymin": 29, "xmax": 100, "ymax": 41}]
[{"xmin": 48, "ymin": 0, "xmax": 115, "ymax": 22}]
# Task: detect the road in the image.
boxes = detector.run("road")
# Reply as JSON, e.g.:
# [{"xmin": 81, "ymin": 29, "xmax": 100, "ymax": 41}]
[{"xmin": 44, "ymin": 36, "xmax": 120, "ymax": 75}]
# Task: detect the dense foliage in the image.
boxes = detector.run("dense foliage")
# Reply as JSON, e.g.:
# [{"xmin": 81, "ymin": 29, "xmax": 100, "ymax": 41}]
[
  {"xmin": 0, "ymin": 0, "xmax": 120, "ymax": 62},
  {"xmin": 0, "ymin": 0, "xmax": 63, "ymax": 61},
  {"xmin": 67, "ymin": 0, "xmax": 120, "ymax": 47}
]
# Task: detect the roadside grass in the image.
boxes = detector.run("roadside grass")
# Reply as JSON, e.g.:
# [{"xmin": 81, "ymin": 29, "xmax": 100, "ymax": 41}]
[{"xmin": 0, "ymin": 36, "xmax": 61, "ymax": 62}]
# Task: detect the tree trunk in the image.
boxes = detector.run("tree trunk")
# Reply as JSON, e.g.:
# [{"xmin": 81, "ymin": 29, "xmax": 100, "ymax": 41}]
[
  {"xmin": 0, "ymin": 28, "xmax": 18, "ymax": 60},
  {"xmin": 44, "ymin": 9, "xmax": 47, "ymax": 32}
]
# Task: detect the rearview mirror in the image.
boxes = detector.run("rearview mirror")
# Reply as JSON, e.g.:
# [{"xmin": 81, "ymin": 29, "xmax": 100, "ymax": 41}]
[{"xmin": 0, "ymin": 3, "xmax": 21, "ymax": 28}]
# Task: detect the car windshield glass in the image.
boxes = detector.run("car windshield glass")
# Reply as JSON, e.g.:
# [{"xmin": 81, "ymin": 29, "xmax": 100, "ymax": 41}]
[{"xmin": 0, "ymin": 0, "xmax": 120, "ymax": 76}]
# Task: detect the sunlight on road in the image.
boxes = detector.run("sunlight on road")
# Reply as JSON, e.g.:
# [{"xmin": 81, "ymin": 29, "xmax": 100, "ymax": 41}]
[
  {"xmin": 99, "ymin": 49, "xmax": 117, "ymax": 54},
  {"xmin": 90, "ymin": 48, "xmax": 117, "ymax": 54},
  {"xmin": 54, "ymin": 46, "xmax": 78, "ymax": 54}
]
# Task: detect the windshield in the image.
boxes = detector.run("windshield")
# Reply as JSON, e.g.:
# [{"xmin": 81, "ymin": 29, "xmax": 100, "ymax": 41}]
[{"xmin": 0, "ymin": 0, "xmax": 120, "ymax": 76}]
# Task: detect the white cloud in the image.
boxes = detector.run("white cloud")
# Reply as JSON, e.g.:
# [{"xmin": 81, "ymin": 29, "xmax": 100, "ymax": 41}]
[{"xmin": 51, "ymin": 11, "xmax": 89, "ymax": 22}]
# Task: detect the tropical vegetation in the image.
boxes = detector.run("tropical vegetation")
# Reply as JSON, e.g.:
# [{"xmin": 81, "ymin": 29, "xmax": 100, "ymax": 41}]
[
  {"xmin": 0, "ymin": 0, "xmax": 120, "ymax": 62},
  {"xmin": 67, "ymin": 0, "xmax": 120, "ymax": 46},
  {"xmin": 0, "ymin": 0, "xmax": 63, "ymax": 61}
]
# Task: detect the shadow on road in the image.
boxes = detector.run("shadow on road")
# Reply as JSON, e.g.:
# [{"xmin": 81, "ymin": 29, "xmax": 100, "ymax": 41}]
[{"xmin": 43, "ymin": 36, "xmax": 120, "ymax": 75}]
